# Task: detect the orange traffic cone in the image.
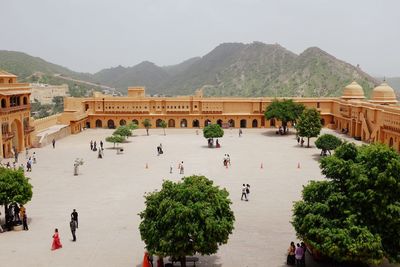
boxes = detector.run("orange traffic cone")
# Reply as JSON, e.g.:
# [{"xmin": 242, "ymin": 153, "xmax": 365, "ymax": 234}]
[
  {"xmin": 297, "ymin": 162, "xmax": 300, "ymax": 169},
  {"xmin": 145, "ymin": 163, "xmax": 149, "ymax": 169},
  {"xmin": 142, "ymin": 252, "xmax": 151, "ymax": 267},
  {"xmin": 260, "ymin": 163, "xmax": 263, "ymax": 169}
]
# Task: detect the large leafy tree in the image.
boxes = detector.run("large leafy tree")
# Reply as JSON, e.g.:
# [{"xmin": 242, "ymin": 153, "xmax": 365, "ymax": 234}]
[
  {"xmin": 0, "ymin": 168, "xmax": 33, "ymax": 227},
  {"xmin": 203, "ymin": 124, "xmax": 224, "ymax": 147},
  {"xmin": 142, "ymin": 119, "xmax": 152, "ymax": 136},
  {"xmin": 127, "ymin": 122, "xmax": 138, "ymax": 131},
  {"xmin": 264, "ymin": 99, "xmax": 304, "ymax": 134},
  {"xmin": 292, "ymin": 143, "xmax": 400, "ymax": 265},
  {"xmin": 296, "ymin": 108, "xmax": 322, "ymax": 147},
  {"xmin": 139, "ymin": 175, "xmax": 235, "ymax": 267},
  {"xmin": 113, "ymin": 125, "xmax": 132, "ymax": 139},
  {"xmin": 315, "ymin": 134, "xmax": 342, "ymax": 155}
]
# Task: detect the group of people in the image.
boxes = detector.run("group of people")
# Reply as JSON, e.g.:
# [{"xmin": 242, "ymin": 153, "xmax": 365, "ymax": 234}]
[
  {"xmin": 241, "ymin": 184, "xmax": 250, "ymax": 201},
  {"xmin": 90, "ymin": 140, "xmax": 103, "ymax": 151},
  {"xmin": 1, "ymin": 148, "xmax": 37, "ymax": 173},
  {"xmin": 296, "ymin": 136, "xmax": 305, "ymax": 147},
  {"xmin": 51, "ymin": 209, "xmax": 79, "ymax": 250},
  {"xmin": 0, "ymin": 203, "xmax": 28, "ymax": 232},
  {"xmin": 287, "ymin": 241, "xmax": 307, "ymax": 266}
]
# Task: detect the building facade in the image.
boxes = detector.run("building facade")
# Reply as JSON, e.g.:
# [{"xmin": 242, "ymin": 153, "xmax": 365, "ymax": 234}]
[
  {"xmin": 30, "ymin": 83, "xmax": 69, "ymax": 105},
  {"xmin": 0, "ymin": 71, "xmax": 34, "ymax": 158},
  {"xmin": 59, "ymin": 82, "xmax": 400, "ymax": 151}
]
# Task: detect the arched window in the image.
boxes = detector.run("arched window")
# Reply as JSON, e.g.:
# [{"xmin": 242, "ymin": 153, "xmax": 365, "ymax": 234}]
[
  {"xmin": 168, "ymin": 119, "xmax": 175, "ymax": 128},
  {"xmin": 1, "ymin": 99, "xmax": 6, "ymax": 108},
  {"xmin": 240, "ymin": 119, "xmax": 247, "ymax": 128},
  {"xmin": 192, "ymin": 120, "xmax": 199, "ymax": 128},
  {"xmin": 204, "ymin": 119, "xmax": 211, "ymax": 126},
  {"xmin": 217, "ymin": 119, "xmax": 223, "ymax": 126},
  {"xmin": 107, "ymin": 119, "xmax": 115, "ymax": 129},
  {"xmin": 320, "ymin": 119, "xmax": 325, "ymax": 126},
  {"xmin": 95, "ymin": 120, "xmax": 102, "ymax": 128},
  {"xmin": 119, "ymin": 119, "xmax": 126, "ymax": 126},
  {"xmin": 156, "ymin": 119, "xmax": 163, "ymax": 127},
  {"xmin": 252, "ymin": 119, "xmax": 258, "ymax": 128},
  {"xmin": 132, "ymin": 119, "xmax": 139, "ymax": 126},
  {"xmin": 23, "ymin": 97, "xmax": 28, "ymax": 105},
  {"xmin": 228, "ymin": 119, "xmax": 235, "ymax": 128},
  {"xmin": 180, "ymin": 119, "xmax": 187, "ymax": 128}
]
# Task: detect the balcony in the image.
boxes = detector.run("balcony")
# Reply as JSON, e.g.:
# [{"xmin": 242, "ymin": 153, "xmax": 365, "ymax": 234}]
[
  {"xmin": 2, "ymin": 132, "xmax": 14, "ymax": 141},
  {"xmin": 0, "ymin": 105, "xmax": 29, "ymax": 114},
  {"xmin": 24, "ymin": 126, "xmax": 35, "ymax": 133}
]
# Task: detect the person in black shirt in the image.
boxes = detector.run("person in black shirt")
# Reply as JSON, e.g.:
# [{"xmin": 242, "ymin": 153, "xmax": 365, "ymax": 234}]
[{"xmin": 71, "ymin": 209, "xmax": 78, "ymax": 228}]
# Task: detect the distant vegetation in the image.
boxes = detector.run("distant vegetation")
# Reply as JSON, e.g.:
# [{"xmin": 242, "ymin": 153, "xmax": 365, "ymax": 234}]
[{"xmin": 0, "ymin": 43, "xmax": 387, "ymax": 98}]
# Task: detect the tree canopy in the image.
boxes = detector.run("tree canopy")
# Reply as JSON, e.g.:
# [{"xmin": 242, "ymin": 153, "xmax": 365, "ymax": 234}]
[
  {"xmin": 315, "ymin": 134, "xmax": 342, "ymax": 155},
  {"xmin": 296, "ymin": 108, "xmax": 322, "ymax": 147},
  {"xmin": 113, "ymin": 125, "xmax": 132, "ymax": 139},
  {"xmin": 105, "ymin": 135, "xmax": 124, "ymax": 147},
  {"xmin": 264, "ymin": 99, "xmax": 304, "ymax": 134},
  {"xmin": 203, "ymin": 124, "xmax": 224, "ymax": 139},
  {"xmin": 142, "ymin": 119, "xmax": 152, "ymax": 136},
  {"xmin": 139, "ymin": 175, "xmax": 235, "ymax": 267},
  {"xmin": 0, "ymin": 168, "xmax": 33, "ymax": 206},
  {"xmin": 159, "ymin": 120, "xmax": 167, "ymax": 135},
  {"xmin": 292, "ymin": 143, "xmax": 400, "ymax": 265},
  {"xmin": 127, "ymin": 122, "xmax": 138, "ymax": 130}
]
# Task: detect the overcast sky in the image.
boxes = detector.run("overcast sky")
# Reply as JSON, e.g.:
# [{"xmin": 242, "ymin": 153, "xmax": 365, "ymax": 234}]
[{"xmin": 1, "ymin": 0, "xmax": 399, "ymax": 76}]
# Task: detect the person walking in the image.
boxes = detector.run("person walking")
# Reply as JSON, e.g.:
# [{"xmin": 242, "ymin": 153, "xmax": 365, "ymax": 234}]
[
  {"xmin": 239, "ymin": 128, "xmax": 242, "ymax": 137},
  {"xmin": 33, "ymin": 152, "xmax": 37, "ymax": 164},
  {"xmin": 51, "ymin": 229, "xmax": 62, "ymax": 250},
  {"xmin": 245, "ymin": 184, "xmax": 250, "ymax": 200},
  {"xmin": 22, "ymin": 212, "xmax": 28, "ymax": 230},
  {"xmin": 100, "ymin": 141, "xmax": 103, "ymax": 150},
  {"xmin": 295, "ymin": 243, "xmax": 304, "ymax": 267},
  {"xmin": 287, "ymin": 241, "xmax": 296, "ymax": 265},
  {"xmin": 52, "ymin": 139, "xmax": 56, "ymax": 149},
  {"xmin": 90, "ymin": 140, "xmax": 93, "ymax": 151},
  {"xmin": 25, "ymin": 148, "xmax": 29, "ymax": 159},
  {"xmin": 169, "ymin": 165, "xmax": 173, "ymax": 174},
  {"xmin": 241, "ymin": 184, "xmax": 248, "ymax": 201},
  {"xmin": 300, "ymin": 242, "xmax": 307, "ymax": 267},
  {"xmin": 179, "ymin": 161, "xmax": 184, "ymax": 174},
  {"xmin": 70, "ymin": 219, "xmax": 77, "ymax": 241},
  {"xmin": 71, "ymin": 209, "xmax": 78, "ymax": 228}
]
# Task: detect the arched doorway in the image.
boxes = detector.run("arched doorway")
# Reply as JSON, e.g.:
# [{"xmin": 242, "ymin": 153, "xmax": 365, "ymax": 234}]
[
  {"xmin": 180, "ymin": 119, "xmax": 187, "ymax": 128},
  {"xmin": 228, "ymin": 119, "xmax": 235, "ymax": 128},
  {"xmin": 86, "ymin": 121, "xmax": 91, "ymax": 129},
  {"xmin": 217, "ymin": 119, "xmax": 223, "ymax": 126},
  {"xmin": 168, "ymin": 119, "xmax": 175, "ymax": 128},
  {"xmin": 119, "ymin": 119, "xmax": 126, "ymax": 126},
  {"xmin": 95, "ymin": 119, "xmax": 102, "ymax": 128},
  {"xmin": 252, "ymin": 119, "xmax": 258, "ymax": 128},
  {"xmin": 320, "ymin": 118, "xmax": 325, "ymax": 126},
  {"xmin": 23, "ymin": 97, "xmax": 28, "ymax": 105},
  {"xmin": 389, "ymin": 137, "xmax": 394, "ymax": 148},
  {"xmin": 107, "ymin": 119, "xmax": 115, "ymax": 129},
  {"xmin": 270, "ymin": 119, "xmax": 275, "ymax": 127},
  {"xmin": 10, "ymin": 119, "xmax": 22, "ymax": 152},
  {"xmin": 192, "ymin": 120, "xmax": 199, "ymax": 128},
  {"xmin": 156, "ymin": 119, "xmax": 163, "ymax": 127},
  {"xmin": 1, "ymin": 99, "xmax": 6, "ymax": 108},
  {"xmin": 240, "ymin": 119, "xmax": 247, "ymax": 128},
  {"xmin": 132, "ymin": 119, "xmax": 139, "ymax": 126},
  {"xmin": 205, "ymin": 119, "xmax": 211, "ymax": 126}
]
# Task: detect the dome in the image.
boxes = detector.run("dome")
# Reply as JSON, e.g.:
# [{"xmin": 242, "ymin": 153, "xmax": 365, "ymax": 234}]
[
  {"xmin": 341, "ymin": 81, "xmax": 365, "ymax": 100},
  {"xmin": 370, "ymin": 82, "xmax": 398, "ymax": 104}
]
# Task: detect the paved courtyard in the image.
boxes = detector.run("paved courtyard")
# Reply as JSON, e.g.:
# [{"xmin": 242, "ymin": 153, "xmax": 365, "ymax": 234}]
[{"xmin": 0, "ymin": 128, "xmax": 397, "ymax": 267}]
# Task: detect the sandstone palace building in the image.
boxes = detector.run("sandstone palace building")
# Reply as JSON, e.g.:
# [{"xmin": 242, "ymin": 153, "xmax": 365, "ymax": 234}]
[
  {"xmin": 2, "ymin": 71, "xmax": 400, "ymax": 158},
  {"xmin": 0, "ymin": 71, "xmax": 34, "ymax": 158}
]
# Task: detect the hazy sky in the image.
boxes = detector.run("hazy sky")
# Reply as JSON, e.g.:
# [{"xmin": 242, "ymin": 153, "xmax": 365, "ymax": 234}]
[{"xmin": 1, "ymin": 0, "xmax": 399, "ymax": 76}]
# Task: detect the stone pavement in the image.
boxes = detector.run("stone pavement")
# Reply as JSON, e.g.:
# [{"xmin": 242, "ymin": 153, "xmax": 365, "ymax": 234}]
[{"xmin": 0, "ymin": 128, "xmax": 397, "ymax": 267}]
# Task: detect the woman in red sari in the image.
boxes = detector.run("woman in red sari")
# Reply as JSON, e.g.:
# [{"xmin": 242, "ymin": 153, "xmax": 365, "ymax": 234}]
[{"xmin": 51, "ymin": 228, "xmax": 62, "ymax": 250}]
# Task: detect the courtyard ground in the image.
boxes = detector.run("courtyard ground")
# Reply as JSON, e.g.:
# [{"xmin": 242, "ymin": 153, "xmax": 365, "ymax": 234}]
[{"xmin": 0, "ymin": 128, "xmax": 397, "ymax": 267}]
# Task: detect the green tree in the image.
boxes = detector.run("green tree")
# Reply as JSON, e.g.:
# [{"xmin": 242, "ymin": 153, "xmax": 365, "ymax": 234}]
[
  {"xmin": 52, "ymin": 96, "xmax": 64, "ymax": 114},
  {"xmin": 127, "ymin": 122, "xmax": 138, "ymax": 131},
  {"xmin": 315, "ymin": 134, "xmax": 342, "ymax": 155},
  {"xmin": 105, "ymin": 135, "xmax": 124, "ymax": 148},
  {"xmin": 296, "ymin": 108, "xmax": 322, "ymax": 147},
  {"xmin": 113, "ymin": 126, "xmax": 132, "ymax": 139},
  {"xmin": 142, "ymin": 119, "xmax": 152, "ymax": 136},
  {"xmin": 159, "ymin": 120, "xmax": 167, "ymax": 136},
  {"xmin": 264, "ymin": 99, "xmax": 304, "ymax": 134},
  {"xmin": 203, "ymin": 124, "xmax": 224, "ymax": 147},
  {"xmin": 139, "ymin": 175, "xmax": 235, "ymax": 267},
  {"xmin": 292, "ymin": 143, "xmax": 400, "ymax": 265},
  {"xmin": 0, "ymin": 168, "xmax": 33, "ymax": 227}
]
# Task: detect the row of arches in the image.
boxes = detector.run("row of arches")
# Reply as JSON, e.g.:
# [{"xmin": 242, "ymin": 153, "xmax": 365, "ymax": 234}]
[
  {"xmin": 93, "ymin": 118, "xmax": 261, "ymax": 129},
  {"xmin": 1, "ymin": 96, "xmax": 28, "ymax": 108}
]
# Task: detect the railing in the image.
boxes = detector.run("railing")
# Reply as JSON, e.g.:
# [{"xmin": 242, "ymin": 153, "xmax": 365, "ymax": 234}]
[
  {"xmin": 24, "ymin": 126, "xmax": 35, "ymax": 133},
  {"xmin": 0, "ymin": 105, "xmax": 30, "ymax": 114},
  {"xmin": 2, "ymin": 132, "xmax": 15, "ymax": 141}
]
